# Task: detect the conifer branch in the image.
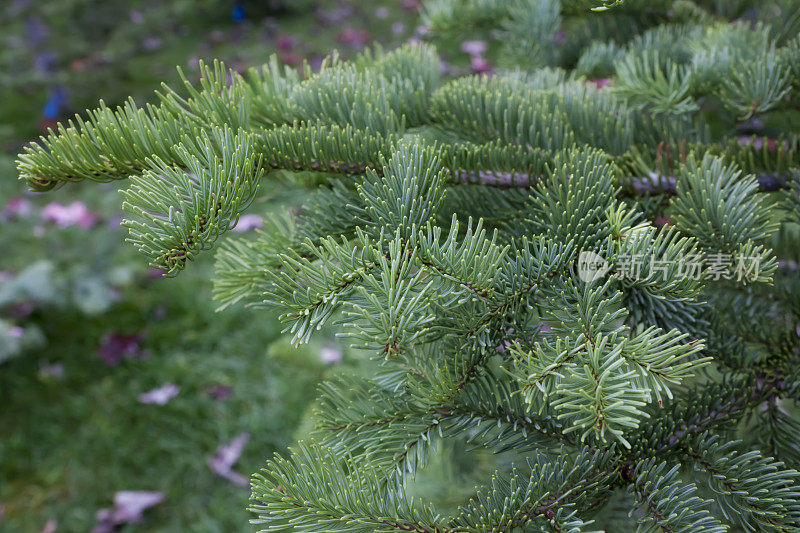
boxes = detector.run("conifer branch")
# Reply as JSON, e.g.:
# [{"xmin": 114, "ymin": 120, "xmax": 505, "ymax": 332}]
[{"xmin": 18, "ymin": 3, "xmax": 800, "ymax": 529}]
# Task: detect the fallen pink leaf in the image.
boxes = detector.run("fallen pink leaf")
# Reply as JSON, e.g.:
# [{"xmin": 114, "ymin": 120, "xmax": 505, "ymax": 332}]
[
  {"xmin": 208, "ymin": 432, "xmax": 250, "ymax": 487},
  {"xmin": 138, "ymin": 383, "xmax": 179, "ymax": 405},
  {"xmin": 91, "ymin": 491, "xmax": 164, "ymax": 533},
  {"xmin": 1, "ymin": 197, "xmax": 33, "ymax": 221},
  {"xmin": 41, "ymin": 201, "xmax": 96, "ymax": 229},
  {"xmin": 460, "ymin": 40, "xmax": 487, "ymax": 57}
]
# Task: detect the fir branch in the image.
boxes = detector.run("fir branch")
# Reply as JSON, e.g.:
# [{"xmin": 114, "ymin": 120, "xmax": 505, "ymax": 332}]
[
  {"xmin": 250, "ymin": 442, "xmax": 451, "ymax": 533},
  {"xmin": 450, "ymin": 448, "xmax": 619, "ymax": 531},
  {"xmin": 683, "ymin": 433, "xmax": 800, "ymax": 531},
  {"xmin": 629, "ymin": 372, "xmax": 800, "ymax": 458},
  {"xmin": 628, "ymin": 460, "xmax": 726, "ymax": 533},
  {"xmin": 263, "ymin": 230, "xmax": 378, "ymax": 345},
  {"xmin": 120, "ymin": 126, "xmax": 261, "ymax": 275},
  {"xmin": 17, "ymin": 98, "xmax": 190, "ymax": 190}
]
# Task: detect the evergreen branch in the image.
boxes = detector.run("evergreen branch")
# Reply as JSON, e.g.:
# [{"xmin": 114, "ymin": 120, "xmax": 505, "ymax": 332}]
[
  {"xmin": 672, "ymin": 153, "xmax": 780, "ymax": 283},
  {"xmin": 421, "ymin": 0, "xmax": 515, "ymax": 35},
  {"xmin": 429, "ymin": 76, "xmax": 575, "ymax": 151},
  {"xmin": 629, "ymin": 372, "xmax": 800, "ymax": 458},
  {"xmin": 783, "ymin": 172, "xmax": 800, "ymax": 219},
  {"xmin": 624, "ymin": 171, "xmax": 796, "ymax": 196},
  {"xmin": 612, "ymin": 221, "xmax": 706, "ymax": 334},
  {"xmin": 313, "ymin": 375, "xmax": 444, "ymax": 479},
  {"xmin": 120, "ymin": 126, "xmax": 261, "ymax": 275},
  {"xmin": 613, "ymin": 51, "xmax": 698, "ymax": 115},
  {"xmin": 499, "ymin": 0, "xmax": 562, "ymax": 69},
  {"xmin": 540, "ymin": 334, "xmax": 649, "ymax": 448},
  {"xmin": 256, "ymin": 121, "xmax": 390, "ymax": 176},
  {"xmin": 717, "ymin": 52, "xmax": 792, "ymax": 120},
  {"xmin": 250, "ymin": 442, "xmax": 451, "ymax": 533},
  {"xmin": 684, "ymin": 433, "xmax": 800, "ymax": 531},
  {"xmin": 450, "ymin": 448, "xmax": 619, "ymax": 531},
  {"xmin": 17, "ymin": 9, "xmax": 800, "ymax": 530},
  {"xmin": 415, "ymin": 216, "xmax": 507, "ymax": 299},
  {"xmin": 355, "ymin": 141, "xmax": 446, "ymax": 239},
  {"xmin": 673, "ymin": 153, "xmax": 781, "ymax": 250},
  {"xmin": 241, "ymin": 55, "xmax": 302, "ymax": 126},
  {"xmin": 295, "ymin": 180, "xmax": 365, "ymax": 241},
  {"xmin": 343, "ymin": 236, "xmax": 437, "ymax": 357},
  {"xmin": 353, "ymin": 42, "xmax": 442, "ymax": 98},
  {"xmin": 458, "ymin": 236, "xmax": 573, "ymax": 340},
  {"xmin": 511, "ymin": 277, "xmax": 707, "ymax": 446},
  {"xmin": 620, "ymin": 327, "xmax": 707, "ymax": 402},
  {"xmin": 445, "ymin": 376, "xmax": 577, "ymax": 450},
  {"xmin": 17, "ymin": 98, "xmax": 190, "ymax": 190},
  {"xmin": 312, "ymin": 361, "xmax": 572, "ymax": 483},
  {"xmin": 213, "ymin": 214, "xmax": 298, "ymax": 310},
  {"xmin": 524, "ymin": 147, "xmax": 619, "ymax": 250},
  {"xmin": 628, "ymin": 460, "xmax": 726, "ymax": 533},
  {"xmin": 158, "ymin": 59, "xmax": 252, "ymax": 130},
  {"xmin": 263, "ymin": 230, "xmax": 377, "ymax": 345},
  {"xmin": 286, "ymin": 51, "xmax": 431, "ymax": 133},
  {"xmin": 760, "ymin": 398, "xmax": 800, "ymax": 469}
]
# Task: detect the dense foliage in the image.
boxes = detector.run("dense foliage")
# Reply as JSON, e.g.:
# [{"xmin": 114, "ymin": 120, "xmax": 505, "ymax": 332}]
[{"xmin": 17, "ymin": 0, "xmax": 800, "ymax": 530}]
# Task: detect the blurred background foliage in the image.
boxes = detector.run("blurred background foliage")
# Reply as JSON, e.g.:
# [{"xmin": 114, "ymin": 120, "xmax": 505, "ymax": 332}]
[{"xmin": 0, "ymin": 1, "xmax": 426, "ymax": 531}]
